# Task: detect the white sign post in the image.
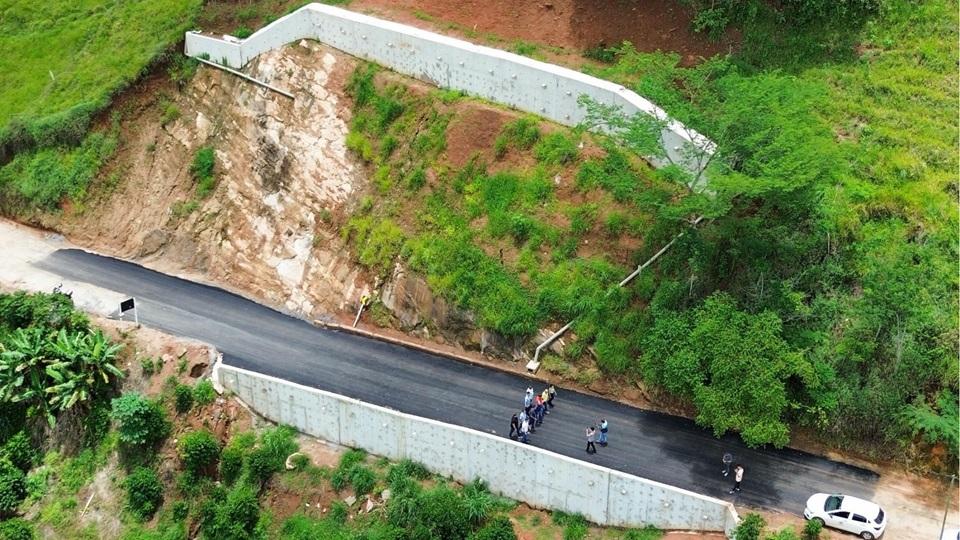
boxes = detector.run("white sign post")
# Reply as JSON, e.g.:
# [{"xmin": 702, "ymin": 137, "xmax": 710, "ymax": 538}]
[{"xmin": 120, "ymin": 298, "xmax": 138, "ymax": 326}]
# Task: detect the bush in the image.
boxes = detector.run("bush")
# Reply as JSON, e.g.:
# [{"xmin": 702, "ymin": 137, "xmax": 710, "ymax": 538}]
[
  {"xmin": 174, "ymin": 384, "xmax": 194, "ymax": 414},
  {"xmin": 386, "ymin": 459, "xmax": 430, "ymax": 487},
  {"xmin": 469, "ymin": 515, "xmax": 516, "ymax": 540},
  {"xmin": 111, "ymin": 393, "xmax": 170, "ymax": 447},
  {"xmin": 190, "ymin": 146, "xmax": 216, "ymax": 198},
  {"xmin": 462, "ymin": 479, "xmax": 493, "ymax": 525},
  {"xmin": 801, "ymin": 518, "xmax": 822, "ymax": 540},
  {"xmin": 348, "ymin": 464, "xmax": 376, "ymax": 496},
  {"xmin": 233, "ymin": 26, "xmax": 254, "ymax": 39},
  {"xmin": 329, "ymin": 500, "xmax": 348, "ymax": 524},
  {"xmin": 199, "ymin": 484, "xmax": 261, "ymax": 539},
  {"xmin": 533, "ymin": 132, "xmax": 578, "ymax": 165},
  {"xmin": 193, "ymin": 379, "xmax": 217, "ymax": 407},
  {"xmin": 733, "ymin": 513, "xmax": 766, "ymax": 540},
  {"xmin": 0, "ymin": 459, "xmax": 26, "ymax": 517},
  {"xmin": 179, "ymin": 430, "xmax": 220, "ymax": 477},
  {"xmin": 220, "ymin": 431, "xmax": 256, "ymax": 486},
  {"xmin": 247, "ymin": 426, "xmax": 298, "ymax": 486},
  {"xmin": 125, "ymin": 467, "xmax": 163, "ymax": 521},
  {"xmin": 2, "ymin": 432, "xmax": 37, "ymax": 472},
  {"xmin": 0, "ymin": 518, "xmax": 34, "ymax": 540}
]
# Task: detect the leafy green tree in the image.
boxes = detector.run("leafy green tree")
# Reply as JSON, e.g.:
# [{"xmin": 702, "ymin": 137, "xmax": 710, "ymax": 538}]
[
  {"xmin": 199, "ymin": 484, "xmax": 262, "ymax": 540},
  {"xmin": 901, "ymin": 389, "xmax": 960, "ymax": 462},
  {"xmin": 643, "ymin": 293, "xmax": 818, "ymax": 447},
  {"xmin": 0, "ymin": 517, "xmax": 34, "ymax": 540}
]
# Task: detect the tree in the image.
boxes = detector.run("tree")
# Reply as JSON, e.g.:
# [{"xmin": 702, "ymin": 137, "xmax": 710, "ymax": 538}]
[
  {"xmin": 111, "ymin": 393, "xmax": 170, "ymax": 447},
  {"xmin": 643, "ymin": 293, "xmax": 818, "ymax": 447}
]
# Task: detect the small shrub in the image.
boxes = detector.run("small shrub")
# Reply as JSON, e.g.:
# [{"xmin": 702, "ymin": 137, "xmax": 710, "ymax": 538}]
[
  {"xmin": 193, "ymin": 379, "xmax": 216, "ymax": 407},
  {"xmin": 329, "ymin": 500, "xmax": 349, "ymax": 523},
  {"xmin": 125, "ymin": 467, "xmax": 163, "ymax": 521},
  {"xmin": 0, "ymin": 518, "xmax": 34, "ymax": 540},
  {"xmin": 24, "ymin": 466, "xmax": 50, "ymax": 501},
  {"xmin": 233, "ymin": 26, "xmax": 254, "ymax": 39},
  {"xmin": 178, "ymin": 430, "xmax": 220, "ymax": 477},
  {"xmin": 495, "ymin": 116, "xmax": 540, "ymax": 158},
  {"xmin": 569, "ymin": 204, "xmax": 597, "ymax": 235},
  {"xmin": 511, "ymin": 41, "xmax": 538, "ymax": 57},
  {"xmin": 247, "ymin": 426, "xmax": 298, "ymax": 485},
  {"xmin": 604, "ymin": 212, "xmax": 628, "ymax": 236},
  {"xmin": 160, "ymin": 102, "xmax": 181, "ymax": 126},
  {"xmin": 406, "ymin": 167, "xmax": 427, "ymax": 191},
  {"xmin": 289, "ymin": 453, "xmax": 309, "ymax": 470},
  {"xmin": 801, "ymin": 518, "xmax": 823, "ymax": 540},
  {"xmin": 139, "ymin": 357, "xmax": 158, "ymax": 377},
  {"xmin": 582, "ymin": 44, "xmax": 618, "ymax": 63},
  {"xmin": 462, "ymin": 479, "xmax": 493, "ymax": 525},
  {"xmin": 348, "ymin": 464, "xmax": 377, "ymax": 495},
  {"xmin": 199, "ymin": 484, "xmax": 260, "ymax": 539},
  {"xmin": 534, "ymin": 132, "xmax": 578, "ymax": 165},
  {"xmin": 172, "ymin": 500, "xmax": 189, "ymax": 521},
  {"xmin": 174, "ymin": 384, "xmax": 194, "ymax": 414},
  {"xmin": 111, "ymin": 393, "xmax": 170, "ymax": 447},
  {"xmin": 190, "ymin": 147, "xmax": 216, "ymax": 198},
  {"xmin": 0, "ymin": 459, "xmax": 26, "ymax": 517},
  {"xmin": 387, "ymin": 459, "xmax": 430, "ymax": 487},
  {"xmin": 733, "ymin": 513, "xmax": 766, "ymax": 540},
  {"xmin": 346, "ymin": 130, "xmax": 374, "ymax": 162},
  {"xmin": 219, "ymin": 431, "xmax": 256, "ymax": 486},
  {"xmin": 469, "ymin": 515, "xmax": 516, "ymax": 540},
  {"xmin": 2, "ymin": 431, "xmax": 37, "ymax": 472}
]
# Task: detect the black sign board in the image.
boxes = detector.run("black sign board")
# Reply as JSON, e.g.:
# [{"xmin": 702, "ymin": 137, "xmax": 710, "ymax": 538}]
[{"xmin": 120, "ymin": 298, "xmax": 135, "ymax": 313}]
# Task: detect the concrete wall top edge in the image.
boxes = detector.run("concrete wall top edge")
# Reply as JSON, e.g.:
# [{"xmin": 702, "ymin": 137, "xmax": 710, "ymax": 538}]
[{"xmin": 187, "ymin": 2, "xmax": 713, "ymax": 156}]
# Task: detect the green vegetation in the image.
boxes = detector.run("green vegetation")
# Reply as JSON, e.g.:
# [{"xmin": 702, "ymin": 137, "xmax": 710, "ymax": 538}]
[
  {"xmin": 193, "ymin": 379, "xmax": 217, "ymax": 407},
  {"xmin": 339, "ymin": 0, "xmax": 957, "ymax": 463},
  {"xmin": 125, "ymin": 467, "xmax": 163, "ymax": 521},
  {"xmin": 111, "ymin": 393, "xmax": 170, "ymax": 447},
  {"xmin": 190, "ymin": 146, "xmax": 217, "ymax": 199},
  {"xmin": 173, "ymin": 383, "xmax": 194, "ymax": 414},
  {"xmin": 0, "ymin": 0, "xmax": 203, "ymax": 155},
  {"xmin": 178, "ymin": 430, "xmax": 221, "ymax": 478}
]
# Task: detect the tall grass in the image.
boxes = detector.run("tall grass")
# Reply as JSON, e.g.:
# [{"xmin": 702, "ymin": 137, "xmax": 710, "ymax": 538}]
[{"xmin": 0, "ymin": 0, "xmax": 203, "ymax": 153}]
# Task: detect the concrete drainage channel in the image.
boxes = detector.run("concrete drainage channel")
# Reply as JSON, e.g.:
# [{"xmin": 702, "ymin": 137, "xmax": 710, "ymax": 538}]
[{"xmin": 213, "ymin": 360, "xmax": 739, "ymax": 536}]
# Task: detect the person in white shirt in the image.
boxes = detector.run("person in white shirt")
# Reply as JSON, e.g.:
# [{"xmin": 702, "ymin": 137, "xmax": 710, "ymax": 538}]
[{"xmin": 729, "ymin": 465, "xmax": 744, "ymax": 494}]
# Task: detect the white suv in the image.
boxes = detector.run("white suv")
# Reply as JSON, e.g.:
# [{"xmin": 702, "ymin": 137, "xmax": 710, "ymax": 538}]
[{"xmin": 804, "ymin": 493, "xmax": 887, "ymax": 539}]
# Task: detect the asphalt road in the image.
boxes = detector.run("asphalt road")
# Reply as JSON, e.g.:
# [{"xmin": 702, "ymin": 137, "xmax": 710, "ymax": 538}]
[{"xmin": 36, "ymin": 248, "xmax": 879, "ymax": 513}]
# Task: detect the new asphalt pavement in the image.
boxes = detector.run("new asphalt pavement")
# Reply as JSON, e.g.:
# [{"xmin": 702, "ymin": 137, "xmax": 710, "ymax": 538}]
[{"xmin": 36, "ymin": 248, "xmax": 879, "ymax": 514}]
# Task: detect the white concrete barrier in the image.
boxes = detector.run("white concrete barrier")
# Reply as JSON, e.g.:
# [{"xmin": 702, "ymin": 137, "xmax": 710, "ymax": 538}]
[
  {"xmin": 184, "ymin": 3, "xmax": 714, "ymax": 176},
  {"xmin": 214, "ymin": 362, "xmax": 739, "ymax": 535}
]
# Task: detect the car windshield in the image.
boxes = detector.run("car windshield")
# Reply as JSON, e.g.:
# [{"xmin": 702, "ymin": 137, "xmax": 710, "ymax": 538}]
[
  {"xmin": 876, "ymin": 508, "xmax": 885, "ymax": 523},
  {"xmin": 825, "ymin": 495, "xmax": 843, "ymax": 511}
]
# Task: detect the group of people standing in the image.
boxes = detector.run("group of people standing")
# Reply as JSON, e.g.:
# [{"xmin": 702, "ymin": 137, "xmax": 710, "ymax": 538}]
[
  {"xmin": 509, "ymin": 386, "xmax": 555, "ymax": 443},
  {"xmin": 507, "ymin": 386, "xmax": 611, "ymax": 455}
]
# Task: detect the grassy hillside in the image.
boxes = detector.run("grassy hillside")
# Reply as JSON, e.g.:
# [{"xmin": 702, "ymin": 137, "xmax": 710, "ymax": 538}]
[
  {"xmin": 341, "ymin": 0, "xmax": 958, "ymax": 462},
  {"xmin": 0, "ymin": 0, "xmax": 202, "ymax": 134}
]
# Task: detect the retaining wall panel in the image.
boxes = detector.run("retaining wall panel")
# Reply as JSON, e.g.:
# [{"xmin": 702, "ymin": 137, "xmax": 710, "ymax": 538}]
[
  {"xmin": 338, "ymin": 399, "xmax": 405, "ymax": 459},
  {"xmin": 214, "ymin": 363, "xmax": 735, "ymax": 535}
]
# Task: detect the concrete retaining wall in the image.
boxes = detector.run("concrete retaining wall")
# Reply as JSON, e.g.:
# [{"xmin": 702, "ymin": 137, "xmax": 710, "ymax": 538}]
[
  {"xmin": 184, "ymin": 3, "xmax": 714, "ymax": 175},
  {"xmin": 214, "ymin": 362, "xmax": 739, "ymax": 535}
]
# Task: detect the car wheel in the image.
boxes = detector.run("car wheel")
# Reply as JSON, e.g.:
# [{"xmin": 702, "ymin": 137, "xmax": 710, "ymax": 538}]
[{"xmin": 860, "ymin": 532, "xmax": 874, "ymax": 540}]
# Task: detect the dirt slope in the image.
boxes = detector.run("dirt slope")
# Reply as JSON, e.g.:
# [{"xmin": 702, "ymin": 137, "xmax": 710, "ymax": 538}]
[{"xmin": 56, "ymin": 42, "xmax": 371, "ymax": 318}]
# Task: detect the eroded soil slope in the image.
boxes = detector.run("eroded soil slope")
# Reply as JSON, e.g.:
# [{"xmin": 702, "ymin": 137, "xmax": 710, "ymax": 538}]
[
  {"xmin": 348, "ymin": 0, "xmax": 738, "ymax": 64},
  {"xmin": 58, "ymin": 42, "xmax": 370, "ymax": 318}
]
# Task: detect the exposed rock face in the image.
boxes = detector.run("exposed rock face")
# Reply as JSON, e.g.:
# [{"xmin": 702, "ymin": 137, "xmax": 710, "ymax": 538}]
[{"xmin": 61, "ymin": 42, "xmax": 370, "ymax": 318}]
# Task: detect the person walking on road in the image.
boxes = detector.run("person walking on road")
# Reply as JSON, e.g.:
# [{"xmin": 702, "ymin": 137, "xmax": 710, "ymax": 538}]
[
  {"xmin": 509, "ymin": 413, "xmax": 520, "ymax": 440},
  {"xmin": 598, "ymin": 418, "xmax": 609, "ymax": 446},
  {"xmin": 540, "ymin": 388, "xmax": 551, "ymax": 414},
  {"xmin": 722, "ymin": 453, "xmax": 733, "ymax": 477},
  {"xmin": 533, "ymin": 395, "xmax": 545, "ymax": 426},
  {"xmin": 524, "ymin": 387, "xmax": 534, "ymax": 413},
  {"xmin": 585, "ymin": 426, "xmax": 597, "ymax": 454},
  {"xmin": 520, "ymin": 417, "xmax": 530, "ymax": 444},
  {"xmin": 729, "ymin": 465, "xmax": 744, "ymax": 494},
  {"xmin": 547, "ymin": 385, "xmax": 557, "ymax": 408}
]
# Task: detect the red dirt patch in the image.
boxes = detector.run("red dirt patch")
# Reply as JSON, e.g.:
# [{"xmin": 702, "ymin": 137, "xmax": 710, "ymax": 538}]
[
  {"xmin": 348, "ymin": 0, "xmax": 739, "ymax": 65},
  {"xmin": 444, "ymin": 106, "xmax": 509, "ymax": 169}
]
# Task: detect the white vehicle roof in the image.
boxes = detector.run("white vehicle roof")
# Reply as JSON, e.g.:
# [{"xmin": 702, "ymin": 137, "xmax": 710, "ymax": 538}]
[{"xmin": 840, "ymin": 495, "xmax": 881, "ymax": 517}]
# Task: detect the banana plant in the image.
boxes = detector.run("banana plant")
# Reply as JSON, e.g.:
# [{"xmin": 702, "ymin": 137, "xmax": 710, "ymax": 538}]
[{"xmin": 0, "ymin": 327, "xmax": 123, "ymax": 427}]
